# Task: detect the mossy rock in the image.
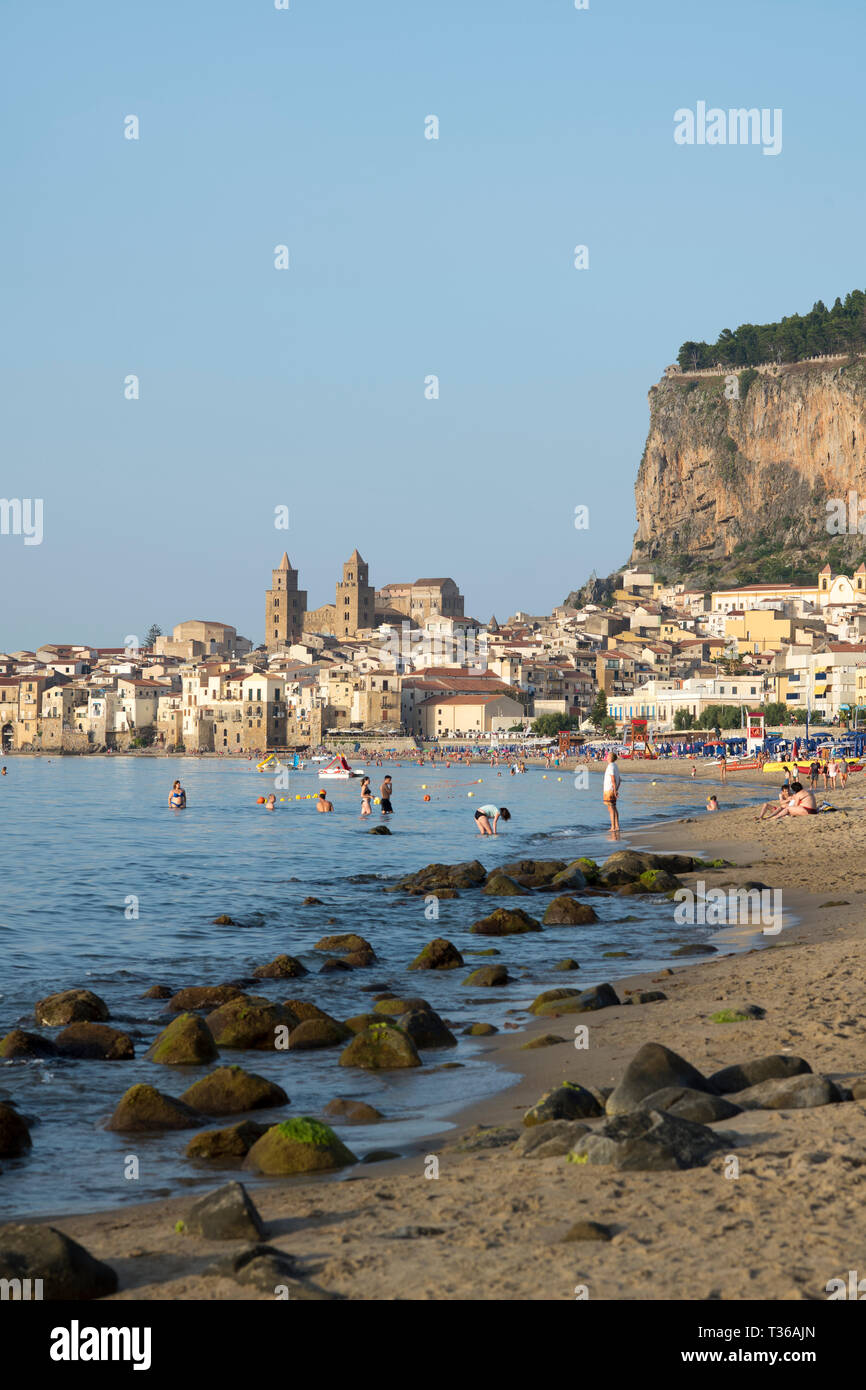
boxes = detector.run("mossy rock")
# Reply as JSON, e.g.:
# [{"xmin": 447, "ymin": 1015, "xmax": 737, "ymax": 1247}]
[
  {"xmin": 521, "ymin": 1034, "xmax": 566, "ymax": 1050},
  {"xmin": 212, "ymin": 915, "xmax": 236, "ymax": 925},
  {"xmin": 408, "ymin": 938, "xmax": 464, "ymax": 971},
  {"xmin": 314, "ymin": 934, "xmax": 372, "ymax": 954},
  {"xmin": 573, "ymin": 857, "xmax": 600, "ymax": 883},
  {"xmin": 710, "ymin": 1009, "xmax": 753, "ymax": 1024},
  {"xmin": 532, "ymin": 983, "xmax": 619, "ymax": 1016},
  {"xmin": 56, "ymin": 1023, "xmax": 135, "ymax": 1060},
  {"xmin": 168, "ymin": 985, "xmax": 243, "ymax": 1013},
  {"xmin": 529, "ymin": 987, "xmax": 580, "ymax": 1015},
  {"xmin": 106, "ymin": 1084, "xmax": 203, "ymax": 1132},
  {"xmin": 283, "ymin": 1000, "xmax": 331, "ymax": 1023},
  {"xmin": 369, "ymin": 825, "xmax": 391, "ymax": 835},
  {"xmin": 253, "ymin": 955, "xmax": 308, "ymax": 979},
  {"xmin": 0, "ymin": 1028, "xmax": 59, "ymax": 1060},
  {"xmin": 373, "ymin": 996, "xmax": 429, "ymax": 1015},
  {"xmin": 469, "ymin": 908, "xmax": 542, "ymax": 936},
  {"xmin": 339, "ymin": 1024, "xmax": 422, "ymax": 1070},
  {"xmin": 547, "ymin": 863, "xmax": 587, "ymax": 892},
  {"xmin": 34, "ymin": 988, "xmax": 109, "ymax": 1027},
  {"xmin": 463, "ymin": 1022, "xmax": 498, "ymax": 1036},
  {"xmin": 145, "ymin": 1013, "xmax": 219, "ymax": 1066},
  {"xmin": 542, "ymin": 897, "xmax": 599, "ymax": 926},
  {"xmin": 0, "ymin": 1103, "xmax": 32, "ymax": 1157},
  {"xmin": 179, "ymin": 1066, "xmax": 288, "ymax": 1115},
  {"xmin": 289, "ymin": 1018, "xmax": 352, "ymax": 1050},
  {"xmin": 185, "ymin": 1120, "xmax": 271, "ymax": 1161},
  {"xmin": 343, "ymin": 1012, "xmax": 394, "ymax": 1033},
  {"xmin": 481, "ymin": 873, "xmax": 530, "ymax": 897},
  {"xmin": 205, "ymin": 997, "xmax": 299, "ymax": 1050},
  {"xmin": 600, "ymin": 850, "xmax": 655, "ymax": 885},
  {"xmin": 462, "ymin": 964, "xmax": 509, "ymax": 987},
  {"xmin": 638, "ymin": 868, "xmax": 683, "ymax": 893},
  {"xmin": 244, "ymin": 1118, "xmax": 357, "ymax": 1174},
  {"xmin": 554, "ymin": 958, "xmax": 580, "ymax": 972}
]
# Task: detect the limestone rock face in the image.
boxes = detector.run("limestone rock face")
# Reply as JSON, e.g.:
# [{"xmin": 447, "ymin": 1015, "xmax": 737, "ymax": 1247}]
[{"xmin": 632, "ymin": 363, "xmax": 866, "ymax": 569}]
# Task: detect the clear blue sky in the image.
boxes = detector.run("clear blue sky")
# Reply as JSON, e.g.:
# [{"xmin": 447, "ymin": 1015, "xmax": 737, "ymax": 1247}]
[{"xmin": 2, "ymin": 0, "xmax": 865, "ymax": 649}]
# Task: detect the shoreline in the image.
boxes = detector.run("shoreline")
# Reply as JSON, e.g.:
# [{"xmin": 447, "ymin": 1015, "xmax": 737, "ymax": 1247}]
[{"xmin": 16, "ymin": 786, "xmax": 866, "ymax": 1299}]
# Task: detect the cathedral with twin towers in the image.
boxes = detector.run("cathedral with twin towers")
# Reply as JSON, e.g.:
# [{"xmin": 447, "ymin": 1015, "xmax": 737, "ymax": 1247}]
[{"xmin": 265, "ymin": 551, "xmax": 464, "ymax": 651}]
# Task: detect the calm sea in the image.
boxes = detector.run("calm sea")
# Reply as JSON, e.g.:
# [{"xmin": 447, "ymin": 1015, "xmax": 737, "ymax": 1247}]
[{"xmin": 0, "ymin": 755, "xmax": 768, "ymax": 1216}]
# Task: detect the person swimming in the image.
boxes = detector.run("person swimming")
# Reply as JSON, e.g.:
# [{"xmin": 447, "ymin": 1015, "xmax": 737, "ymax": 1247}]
[
  {"xmin": 265, "ymin": 794, "xmax": 276, "ymax": 810},
  {"xmin": 168, "ymin": 780, "xmax": 186, "ymax": 808}
]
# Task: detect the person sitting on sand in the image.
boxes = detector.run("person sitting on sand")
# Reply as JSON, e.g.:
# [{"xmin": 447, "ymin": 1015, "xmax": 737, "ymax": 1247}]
[
  {"xmin": 784, "ymin": 780, "xmax": 818, "ymax": 815},
  {"xmin": 316, "ymin": 789, "xmax": 333, "ymax": 812},
  {"xmin": 755, "ymin": 785, "xmax": 791, "ymax": 821},
  {"xmin": 706, "ymin": 795, "xmax": 719, "ymax": 812},
  {"xmin": 474, "ymin": 804, "xmax": 511, "ymax": 835}
]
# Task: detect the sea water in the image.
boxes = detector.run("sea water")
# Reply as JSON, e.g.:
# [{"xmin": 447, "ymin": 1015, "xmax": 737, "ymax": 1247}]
[{"xmin": 0, "ymin": 755, "xmax": 767, "ymax": 1215}]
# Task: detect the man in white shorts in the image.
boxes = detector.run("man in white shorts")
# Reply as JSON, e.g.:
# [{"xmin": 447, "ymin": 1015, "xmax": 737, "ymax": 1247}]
[{"xmin": 603, "ymin": 751, "xmax": 621, "ymax": 837}]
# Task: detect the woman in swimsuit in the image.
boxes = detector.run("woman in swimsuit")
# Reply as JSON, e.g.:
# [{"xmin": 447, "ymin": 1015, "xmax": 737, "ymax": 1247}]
[
  {"xmin": 168, "ymin": 779, "xmax": 186, "ymax": 808},
  {"xmin": 360, "ymin": 776, "xmax": 372, "ymax": 817}
]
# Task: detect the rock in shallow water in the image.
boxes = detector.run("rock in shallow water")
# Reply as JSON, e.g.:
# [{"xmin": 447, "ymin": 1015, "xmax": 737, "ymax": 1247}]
[
  {"xmin": 145, "ymin": 1013, "xmax": 219, "ymax": 1065},
  {"xmin": 470, "ymin": 907, "xmax": 542, "ymax": 936},
  {"xmin": 0, "ymin": 1103, "xmax": 32, "ymax": 1157},
  {"xmin": 0, "ymin": 1029, "xmax": 59, "ymax": 1060},
  {"xmin": 408, "ymin": 938, "xmax": 464, "ymax": 971},
  {"xmin": 244, "ymin": 1119, "xmax": 356, "ymax": 1174},
  {"xmin": 339, "ymin": 1023, "xmax": 421, "ymax": 1070},
  {"xmin": 106, "ymin": 1083, "xmax": 203, "ymax": 1132},
  {"xmin": 180, "ymin": 1066, "xmax": 288, "ymax": 1115},
  {"xmin": 185, "ymin": 1120, "xmax": 271, "ymax": 1161},
  {"xmin": 34, "ymin": 989, "xmax": 109, "ymax": 1027}
]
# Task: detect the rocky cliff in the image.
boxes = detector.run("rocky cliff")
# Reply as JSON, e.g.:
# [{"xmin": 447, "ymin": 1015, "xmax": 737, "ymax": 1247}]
[{"xmin": 631, "ymin": 358, "xmax": 866, "ymax": 581}]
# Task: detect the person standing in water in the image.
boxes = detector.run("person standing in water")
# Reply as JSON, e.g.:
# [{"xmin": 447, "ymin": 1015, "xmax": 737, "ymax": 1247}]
[
  {"xmin": 603, "ymin": 751, "xmax": 621, "ymax": 837},
  {"xmin": 380, "ymin": 774, "xmax": 394, "ymax": 815},
  {"xmin": 360, "ymin": 775, "xmax": 372, "ymax": 817},
  {"xmin": 168, "ymin": 779, "xmax": 186, "ymax": 808},
  {"xmin": 316, "ymin": 789, "xmax": 334, "ymax": 812}
]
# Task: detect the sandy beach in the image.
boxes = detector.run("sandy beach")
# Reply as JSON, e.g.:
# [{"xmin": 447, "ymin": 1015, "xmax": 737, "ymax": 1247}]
[{"xmin": 19, "ymin": 763, "xmax": 866, "ymax": 1303}]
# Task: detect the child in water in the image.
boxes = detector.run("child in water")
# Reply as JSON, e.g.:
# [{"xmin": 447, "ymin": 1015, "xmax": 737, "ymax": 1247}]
[{"xmin": 706, "ymin": 795, "xmax": 718, "ymax": 812}]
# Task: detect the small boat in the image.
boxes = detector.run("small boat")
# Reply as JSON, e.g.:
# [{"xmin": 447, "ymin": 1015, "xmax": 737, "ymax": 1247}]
[{"xmin": 318, "ymin": 755, "xmax": 364, "ymax": 779}]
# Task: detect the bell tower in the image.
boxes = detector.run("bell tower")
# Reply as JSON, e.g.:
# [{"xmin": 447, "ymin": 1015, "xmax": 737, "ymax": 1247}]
[
  {"xmin": 266, "ymin": 553, "xmax": 307, "ymax": 651},
  {"xmin": 336, "ymin": 549, "xmax": 374, "ymax": 637}
]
